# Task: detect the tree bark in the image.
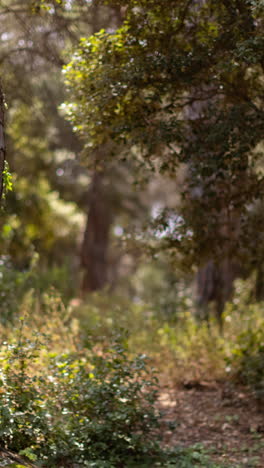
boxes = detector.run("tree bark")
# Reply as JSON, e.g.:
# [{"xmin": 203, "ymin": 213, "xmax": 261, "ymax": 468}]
[
  {"xmin": 81, "ymin": 172, "xmax": 113, "ymax": 293},
  {"xmin": 185, "ymin": 84, "xmax": 238, "ymax": 329},
  {"xmin": 0, "ymin": 82, "xmax": 5, "ymax": 203},
  {"xmin": 256, "ymin": 263, "xmax": 264, "ymax": 301},
  {"xmin": 196, "ymin": 259, "xmax": 236, "ymax": 331},
  {"xmin": 80, "ymin": 5, "xmax": 123, "ymax": 295}
]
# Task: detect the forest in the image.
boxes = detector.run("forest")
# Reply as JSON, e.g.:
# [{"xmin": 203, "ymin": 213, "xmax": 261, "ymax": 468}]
[{"xmin": 0, "ymin": 0, "xmax": 264, "ymax": 466}]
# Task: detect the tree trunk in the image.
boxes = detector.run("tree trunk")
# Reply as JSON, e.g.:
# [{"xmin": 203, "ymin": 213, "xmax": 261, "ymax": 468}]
[
  {"xmin": 0, "ymin": 82, "xmax": 5, "ymax": 203},
  {"xmin": 81, "ymin": 172, "xmax": 113, "ymax": 293},
  {"xmin": 256, "ymin": 263, "xmax": 264, "ymax": 301},
  {"xmin": 196, "ymin": 259, "xmax": 236, "ymax": 331},
  {"xmin": 79, "ymin": 5, "xmax": 123, "ymax": 295}
]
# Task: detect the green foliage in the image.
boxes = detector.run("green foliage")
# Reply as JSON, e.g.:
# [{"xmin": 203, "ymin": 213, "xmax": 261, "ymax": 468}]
[
  {"xmin": 0, "ymin": 5, "xmax": 88, "ymax": 270},
  {"xmin": 0, "ymin": 320, "xmax": 164, "ymax": 467},
  {"xmin": 71, "ymin": 290, "xmax": 227, "ymax": 383},
  {"xmin": 71, "ymin": 277, "xmax": 264, "ymax": 389},
  {"xmin": 131, "ymin": 260, "xmax": 193, "ymax": 322},
  {"xmin": 1, "ymin": 95, "xmax": 84, "ymax": 268},
  {"xmin": 2, "ymin": 161, "xmax": 13, "ymax": 200},
  {"xmin": 63, "ymin": 0, "xmax": 264, "ymax": 267},
  {"xmin": 0, "ymin": 259, "xmax": 28, "ymax": 323},
  {"xmin": 0, "ymin": 268, "xmax": 234, "ymax": 467},
  {"xmin": 225, "ymin": 302, "xmax": 264, "ymax": 400},
  {"xmin": 163, "ymin": 445, "xmax": 224, "ymax": 468},
  {"xmin": 0, "ymin": 268, "xmax": 258, "ymax": 467},
  {"xmin": 0, "ymin": 257, "xmax": 76, "ymax": 324}
]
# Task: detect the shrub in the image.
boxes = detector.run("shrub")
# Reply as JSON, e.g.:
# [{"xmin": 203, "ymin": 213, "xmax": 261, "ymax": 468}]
[
  {"xmin": 0, "ymin": 323, "xmax": 163, "ymax": 467},
  {"xmin": 0, "ymin": 257, "xmax": 76, "ymax": 325},
  {"xmin": 225, "ymin": 303, "xmax": 264, "ymax": 400},
  {"xmin": 0, "ymin": 259, "xmax": 30, "ymax": 324}
]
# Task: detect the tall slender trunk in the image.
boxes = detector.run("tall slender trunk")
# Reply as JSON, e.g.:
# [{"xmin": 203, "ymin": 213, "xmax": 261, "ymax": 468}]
[
  {"xmin": 0, "ymin": 82, "xmax": 5, "ymax": 203},
  {"xmin": 81, "ymin": 172, "xmax": 113, "ymax": 293},
  {"xmin": 185, "ymin": 85, "xmax": 238, "ymax": 329},
  {"xmin": 80, "ymin": 6, "xmax": 123, "ymax": 295}
]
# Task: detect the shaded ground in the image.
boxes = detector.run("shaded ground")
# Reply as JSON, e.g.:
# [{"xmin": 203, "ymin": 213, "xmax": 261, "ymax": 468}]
[{"xmin": 160, "ymin": 382, "xmax": 264, "ymax": 467}]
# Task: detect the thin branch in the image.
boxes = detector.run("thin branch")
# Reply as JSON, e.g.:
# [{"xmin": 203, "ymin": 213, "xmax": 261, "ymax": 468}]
[{"xmin": 0, "ymin": 81, "xmax": 5, "ymax": 203}]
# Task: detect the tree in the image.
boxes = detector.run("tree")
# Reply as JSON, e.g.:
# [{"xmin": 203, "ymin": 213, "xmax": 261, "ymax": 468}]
[
  {"xmin": 77, "ymin": 5, "xmax": 123, "ymax": 294},
  {"xmin": 0, "ymin": 0, "xmax": 103, "ymax": 270},
  {"xmin": 63, "ymin": 0, "xmax": 264, "ymax": 279},
  {"xmin": 0, "ymin": 0, "xmax": 148, "ymax": 296},
  {"xmin": 0, "ymin": 0, "xmax": 85, "ymax": 268},
  {"xmin": 80, "ymin": 171, "xmax": 113, "ymax": 291}
]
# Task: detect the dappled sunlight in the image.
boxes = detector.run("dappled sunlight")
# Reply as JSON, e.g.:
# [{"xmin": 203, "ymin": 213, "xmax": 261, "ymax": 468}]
[{"xmin": 1, "ymin": 0, "xmax": 264, "ymax": 466}]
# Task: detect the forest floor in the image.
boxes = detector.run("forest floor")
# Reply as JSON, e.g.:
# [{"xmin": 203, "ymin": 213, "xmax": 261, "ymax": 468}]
[
  {"xmin": 160, "ymin": 381, "xmax": 264, "ymax": 467},
  {"xmin": 0, "ymin": 382, "xmax": 263, "ymax": 467}
]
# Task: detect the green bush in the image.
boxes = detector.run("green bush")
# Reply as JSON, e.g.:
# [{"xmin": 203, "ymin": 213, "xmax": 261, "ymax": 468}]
[
  {"xmin": 71, "ymin": 293, "xmax": 228, "ymax": 382},
  {"xmin": 0, "ymin": 259, "xmax": 30, "ymax": 323},
  {"xmin": 0, "ymin": 276, "xmax": 242, "ymax": 467},
  {"xmin": 0, "ymin": 325, "xmax": 164, "ymax": 467},
  {"xmin": 0, "ymin": 258, "xmax": 75, "ymax": 324},
  {"xmin": 131, "ymin": 260, "xmax": 193, "ymax": 323},
  {"xmin": 225, "ymin": 304, "xmax": 264, "ymax": 399}
]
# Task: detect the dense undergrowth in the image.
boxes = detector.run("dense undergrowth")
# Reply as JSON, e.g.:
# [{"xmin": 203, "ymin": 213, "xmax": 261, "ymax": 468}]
[{"xmin": 0, "ymin": 264, "xmax": 263, "ymax": 466}]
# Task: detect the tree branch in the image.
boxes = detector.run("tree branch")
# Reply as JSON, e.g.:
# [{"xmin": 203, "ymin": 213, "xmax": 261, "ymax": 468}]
[{"xmin": 0, "ymin": 81, "xmax": 5, "ymax": 203}]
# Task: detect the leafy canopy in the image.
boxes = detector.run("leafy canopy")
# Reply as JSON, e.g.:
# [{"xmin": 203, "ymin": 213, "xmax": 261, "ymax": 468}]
[{"xmin": 63, "ymin": 0, "xmax": 264, "ymax": 264}]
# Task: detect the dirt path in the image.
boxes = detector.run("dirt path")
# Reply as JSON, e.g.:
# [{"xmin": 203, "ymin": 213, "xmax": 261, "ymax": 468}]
[{"xmin": 160, "ymin": 382, "xmax": 264, "ymax": 467}]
